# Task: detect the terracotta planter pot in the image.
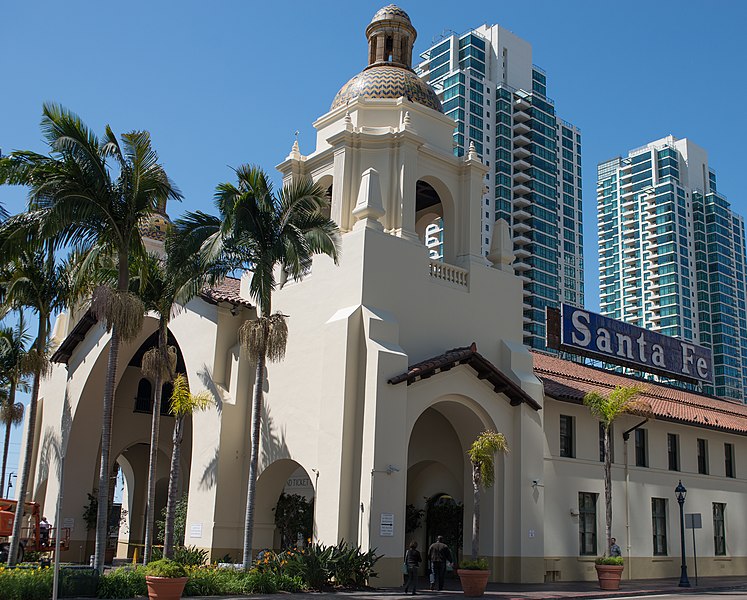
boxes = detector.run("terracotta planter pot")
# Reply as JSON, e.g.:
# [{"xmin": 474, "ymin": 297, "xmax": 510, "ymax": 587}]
[
  {"xmin": 457, "ymin": 569, "xmax": 490, "ymax": 597},
  {"xmin": 145, "ymin": 576, "xmax": 189, "ymax": 600},
  {"xmin": 594, "ymin": 564, "xmax": 624, "ymax": 590}
]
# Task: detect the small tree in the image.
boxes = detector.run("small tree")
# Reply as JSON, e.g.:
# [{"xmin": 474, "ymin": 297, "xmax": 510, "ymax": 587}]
[
  {"xmin": 467, "ymin": 430, "xmax": 509, "ymax": 561},
  {"xmin": 584, "ymin": 386, "xmax": 650, "ymax": 556},
  {"xmin": 163, "ymin": 375, "xmax": 210, "ymax": 558}
]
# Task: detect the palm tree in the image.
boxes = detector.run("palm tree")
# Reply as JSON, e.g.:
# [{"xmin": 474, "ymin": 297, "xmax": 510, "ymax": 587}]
[
  {"xmin": 162, "ymin": 374, "xmax": 209, "ymax": 558},
  {"xmin": 0, "ymin": 104, "xmax": 181, "ymax": 572},
  {"xmin": 170, "ymin": 165, "xmax": 340, "ymax": 568},
  {"xmin": 0, "ymin": 313, "xmax": 30, "ymax": 494},
  {"xmin": 134, "ymin": 248, "xmax": 211, "ymax": 563},
  {"xmin": 0, "ymin": 250, "xmax": 70, "ymax": 565},
  {"xmin": 467, "ymin": 430, "xmax": 509, "ymax": 562},
  {"xmin": 584, "ymin": 386, "xmax": 649, "ymax": 556}
]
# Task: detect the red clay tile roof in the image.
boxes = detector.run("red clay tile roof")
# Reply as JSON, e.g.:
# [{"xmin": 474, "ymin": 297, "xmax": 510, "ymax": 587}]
[
  {"xmin": 388, "ymin": 343, "xmax": 541, "ymax": 410},
  {"xmin": 199, "ymin": 277, "xmax": 254, "ymax": 309},
  {"xmin": 533, "ymin": 350, "xmax": 747, "ymax": 435}
]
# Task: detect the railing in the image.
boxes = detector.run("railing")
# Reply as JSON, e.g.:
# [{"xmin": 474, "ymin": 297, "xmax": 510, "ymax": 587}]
[{"xmin": 429, "ymin": 260, "xmax": 468, "ymax": 288}]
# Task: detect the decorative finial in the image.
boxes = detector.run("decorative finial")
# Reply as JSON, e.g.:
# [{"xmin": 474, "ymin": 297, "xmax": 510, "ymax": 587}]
[
  {"xmin": 288, "ymin": 133, "xmax": 302, "ymax": 160},
  {"xmin": 487, "ymin": 219, "xmax": 515, "ymax": 273},
  {"xmin": 352, "ymin": 168, "xmax": 386, "ymax": 231},
  {"xmin": 467, "ymin": 141, "xmax": 479, "ymax": 162},
  {"xmin": 344, "ymin": 111, "xmax": 354, "ymax": 132},
  {"xmin": 403, "ymin": 111, "xmax": 411, "ymax": 128}
]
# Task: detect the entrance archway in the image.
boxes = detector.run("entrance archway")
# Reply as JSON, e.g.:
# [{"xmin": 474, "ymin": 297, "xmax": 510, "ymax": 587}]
[
  {"xmin": 406, "ymin": 397, "xmax": 504, "ymax": 568},
  {"xmin": 253, "ymin": 459, "xmax": 316, "ymax": 552}
]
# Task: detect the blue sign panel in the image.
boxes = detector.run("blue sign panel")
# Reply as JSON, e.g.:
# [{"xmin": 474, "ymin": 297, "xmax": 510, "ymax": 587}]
[{"xmin": 559, "ymin": 304, "xmax": 713, "ymax": 384}]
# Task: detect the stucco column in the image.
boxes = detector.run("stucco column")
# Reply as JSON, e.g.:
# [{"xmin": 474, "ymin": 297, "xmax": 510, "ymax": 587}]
[
  {"xmin": 393, "ymin": 138, "xmax": 420, "ymax": 242},
  {"xmin": 358, "ymin": 306, "xmax": 409, "ymax": 586},
  {"xmin": 456, "ymin": 158, "xmax": 489, "ymax": 269}
]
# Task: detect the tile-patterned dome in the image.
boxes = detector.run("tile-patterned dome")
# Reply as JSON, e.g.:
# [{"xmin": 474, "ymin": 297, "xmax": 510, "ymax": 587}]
[
  {"xmin": 370, "ymin": 4, "xmax": 411, "ymax": 25},
  {"xmin": 138, "ymin": 211, "xmax": 171, "ymax": 242},
  {"xmin": 331, "ymin": 66, "xmax": 443, "ymax": 113}
]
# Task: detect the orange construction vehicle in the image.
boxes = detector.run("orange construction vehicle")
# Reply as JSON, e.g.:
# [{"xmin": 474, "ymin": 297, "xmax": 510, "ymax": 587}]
[{"xmin": 0, "ymin": 498, "xmax": 70, "ymax": 562}]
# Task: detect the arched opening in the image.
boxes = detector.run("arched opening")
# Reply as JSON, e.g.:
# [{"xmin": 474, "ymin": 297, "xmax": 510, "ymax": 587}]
[
  {"xmin": 253, "ymin": 459, "xmax": 315, "ymax": 553},
  {"xmin": 385, "ymin": 35, "xmax": 393, "ymax": 61},
  {"xmin": 135, "ymin": 379, "xmax": 152, "ymax": 413},
  {"xmin": 406, "ymin": 398, "xmax": 503, "ymax": 575},
  {"xmin": 415, "ymin": 180, "xmax": 445, "ymax": 261}
]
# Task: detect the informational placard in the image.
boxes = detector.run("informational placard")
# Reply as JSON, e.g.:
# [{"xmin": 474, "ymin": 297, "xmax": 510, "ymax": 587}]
[
  {"xmin": 685, "ymin": 513, "xmax": 702, "ymax": 529},
  {"xmin": 62, "ymin": 517, "xmax": 75, "ymax": 529},
  {"xmin": 190, "ymin": 523, "xmax": 203, "ymax": 538},
  {"xmin": 380, "ymin": 513, "xmax": 394, "ymax": 537}
]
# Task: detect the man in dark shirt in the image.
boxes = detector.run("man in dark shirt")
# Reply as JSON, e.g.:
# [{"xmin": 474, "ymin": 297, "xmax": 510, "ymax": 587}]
[{"xmin": 427, "ymin": 535, "xmax": 452, "ymax": 591}]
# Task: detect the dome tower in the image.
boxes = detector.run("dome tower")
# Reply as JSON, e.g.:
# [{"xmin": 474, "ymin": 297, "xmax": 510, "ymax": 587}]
[{"xmin": 331, "ymin": 5, "xmax": 442, "ymax": 113}]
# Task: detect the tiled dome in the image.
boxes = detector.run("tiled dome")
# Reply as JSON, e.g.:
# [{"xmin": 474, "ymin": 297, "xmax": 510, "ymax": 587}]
[
  {"xmin": 331, "ymin": 66, "xmax": 443, "ymax": 113},
  {"xmin": 138, "ymin": 211, "xmax": 171, "ymax": 242},
  {"xmin": 331, "ymin": 5, "xmax": 442, "ymax": 113},
  {"xmin": 370, "ymin": 4, "xmax": 411, "ymax": 25}
]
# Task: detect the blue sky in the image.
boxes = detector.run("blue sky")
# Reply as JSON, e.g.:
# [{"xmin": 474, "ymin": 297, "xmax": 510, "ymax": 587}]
[{"xmin": 1, "ymin": 0, "xmax": 746, "ymax": 476}]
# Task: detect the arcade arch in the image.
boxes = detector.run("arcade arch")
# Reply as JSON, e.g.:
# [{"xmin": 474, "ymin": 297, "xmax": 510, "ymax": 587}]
[
  {"xmin": 405, "ymin": 397, "xmax": 505, "ymax": 565},
  {"xmin": 415, "ymin": 177, "xmax": 456, "ymax": 264}
]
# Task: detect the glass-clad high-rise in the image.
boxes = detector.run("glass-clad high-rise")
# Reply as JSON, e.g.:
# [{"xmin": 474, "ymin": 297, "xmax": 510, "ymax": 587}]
[
  {"xmin": 416, "ymin": 24, "xmax": 584, "ymax": 350},
  {"xmin": 598, "ymin": 135, "xmax": 747, "ymax": 401}
]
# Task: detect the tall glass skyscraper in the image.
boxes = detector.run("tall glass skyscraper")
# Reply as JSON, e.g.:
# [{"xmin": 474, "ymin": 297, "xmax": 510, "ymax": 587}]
[
  {"xmin": 598, "ymin": 136, "xmax": 747, "ymax": 401},
  {"xmin": 416, "ymin": 24, "xmax": 584, "ymax": 350}
]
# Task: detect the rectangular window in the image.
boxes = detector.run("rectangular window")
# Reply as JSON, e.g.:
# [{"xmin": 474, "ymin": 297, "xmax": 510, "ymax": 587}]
[
  {"xmin": 652, "ymin": 498, "xmax": 668, "ymax": 556},
  {"xmin": 697, "ymin": 438, "xmax": 709, "ymax": 474},
  {"xmin": 599, "ymin": 423, "xmax": 613, "ymax": 462},
  {"xmin": 579, "ymin": 492, "xmax": 597, "ymax": 556},
  {"xmin": 725, "ymin": 443, "xmax": 735, "ymax": 478},
  {"xmin": 713, "ymin": 502, "xmax": 726, "ymax": 555},
  {"xmin": 667, "ymin": 433, "xmax": 680, "ymax": 471},
  {"xmin": 635, "ymin": 429, "xmax": 648, "ymax": 467},
  {"xmin": 560, "ymin": 415, "xmax": 575, "ymax": 458}
]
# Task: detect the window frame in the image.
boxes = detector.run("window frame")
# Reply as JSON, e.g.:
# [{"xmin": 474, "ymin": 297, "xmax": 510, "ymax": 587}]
[
  {"xmin": 578, "ymin": 492, "xmax": 598, "ymax": 556},
  {"xmin": 713, "ymin": 502, "xmax": 726, "ymax": 556},
  {"xmin": 635, "ymin": 428, "xmax": 648, "ymax": 467},
  {"xmin": 667, "ymin": 433, "xmax": 680, "ymax": 471},
  {"xmin": 697, "ymin": 438, "xmax": 709, "ymax": 475},
  {"xmin": 724, "ymin": 443, "xmax": 735, "ymax": 478},
  {"xmin": 560, "ymin": 414, "xmax": 575, "ymax": 458},
  {"xmin": 651, "ymin": 498, "xmax": 668, "ymax": 556}
]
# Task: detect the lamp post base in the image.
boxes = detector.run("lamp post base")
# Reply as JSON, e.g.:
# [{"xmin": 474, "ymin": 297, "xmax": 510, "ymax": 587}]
[{"xmin": 678, "ymin": 566, "xmax": 691, "ymax": 587}]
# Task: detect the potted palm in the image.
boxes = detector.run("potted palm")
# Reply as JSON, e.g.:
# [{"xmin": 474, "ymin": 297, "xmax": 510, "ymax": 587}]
[
  {"xmin": 457, "ymin": 431, "xmax": 508, "ymax": 597},
  {"xmin": 584, "ymin": 386, "xmax": 649, "ymax": 590},
  {"xmin": 144, "ymin": 558, "xmax": 188, "ymax": 600}
]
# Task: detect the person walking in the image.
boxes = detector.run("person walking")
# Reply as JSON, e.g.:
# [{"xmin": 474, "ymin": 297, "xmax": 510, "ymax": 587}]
[
  {"xmin": 427, "ymin": 535, "xmax": 452, "ymax": 591},
  {"xmin": 403, "ymin": 540, "xmax": 422, "ymax": 595}
]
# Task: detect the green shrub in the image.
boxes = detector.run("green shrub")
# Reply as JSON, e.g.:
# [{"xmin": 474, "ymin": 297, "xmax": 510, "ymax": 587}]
[
  {"xmin": 97, "ymin": 567, "xmax": 146, "ymax": 599},
  {"xmin": 143, "ymin": 558, "xmax": 187, "ymax": 578},
  {"xmin": 459, "ymin": 557, "xmax": 489, "ymax": 570},
  {"xmin": 596, "ymin": 556, "xmax": 624, "ymax": 565},
  {"xmin": 174, "ymin": 545, "xmax": 209, "ymax": 566},
  {"xmin": 0, "ymin": 566, "xmax": 53, "ymax": 600}
]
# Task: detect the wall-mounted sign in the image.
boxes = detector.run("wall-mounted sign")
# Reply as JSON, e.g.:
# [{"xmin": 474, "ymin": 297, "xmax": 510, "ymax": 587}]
[
  {"xmin": 380, "ymin": 513, "xmax": 394, "ymax": 537},
  {"xmin": 546, "ymin": 304, "xmax": 713, "ymax": 385},
  {"xmin": 190, "ymin": 523, "xmax": 203, "ymax": 538}
]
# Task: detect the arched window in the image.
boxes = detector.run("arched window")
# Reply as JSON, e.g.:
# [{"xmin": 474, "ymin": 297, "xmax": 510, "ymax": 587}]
[
  {"xmin": 134, "ymin": 379, "xmax": 152, "ymax": 413},
  {"xmin": 161, "ymin": 382, "xmax": 174, "ymax": 416},
  {"xmin": 385, "ymin": 35, "xmax": 393, "ymax": 61}
]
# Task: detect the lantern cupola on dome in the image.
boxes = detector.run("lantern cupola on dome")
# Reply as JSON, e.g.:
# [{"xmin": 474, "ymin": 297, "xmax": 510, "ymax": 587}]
[{"xmin": 331, "ymin": 5, "xmax": 443, "ymax": 113}]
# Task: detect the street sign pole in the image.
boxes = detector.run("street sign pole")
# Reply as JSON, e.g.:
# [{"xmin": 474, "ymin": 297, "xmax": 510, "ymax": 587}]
[{"xmin": 685, "ymin": 513, "xmax": 702, "ymax": 587}]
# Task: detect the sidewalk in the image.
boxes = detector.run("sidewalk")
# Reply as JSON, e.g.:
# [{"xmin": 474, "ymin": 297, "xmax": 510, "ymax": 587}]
[{"xmin": 69, "ymin": 575, "xmax": 747, "ymax": 599}]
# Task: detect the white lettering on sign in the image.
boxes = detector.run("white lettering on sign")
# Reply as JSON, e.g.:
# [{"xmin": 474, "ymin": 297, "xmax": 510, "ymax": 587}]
[{"xmin": 571, "ymin": 310, "xmax": 591, "ymax": 346}]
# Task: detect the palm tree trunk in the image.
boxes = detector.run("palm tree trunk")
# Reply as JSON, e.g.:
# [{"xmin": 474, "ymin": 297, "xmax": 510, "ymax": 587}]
[
  {"xmin": 143, "ymin": 323, "xmax": 167, "ymax": 564},
  {"xmin": 242, "ymin": 351, "xmax": 266, "ymax": 570},
  {"xmin": 7, "ymin": 319, "xmax": 47, "ymax": 566},
  {"xmin": 1, "ymin": 379, "xmax": 17, "ymax": 494},
  {"xmin": 604, "ymin": 427, "xmax": 612, "ymax": 555},
  {"xmin": 94, "ymin": 255, "xmax": 129, "ymax": 574},
  {"xmin": 163, "ymin": 414, "xmax": 183, "ymax": 559},
  {"xmin": 471, "ymin": 462, "xmax": 480, "ymax": 561}
]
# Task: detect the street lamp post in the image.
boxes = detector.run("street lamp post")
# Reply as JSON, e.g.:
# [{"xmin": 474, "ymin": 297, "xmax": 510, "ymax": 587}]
[
  {"xmin": 675, "ymin": 480, "xmax": 690, "ymax": 587},
  {"xmin": 6, "ymin": 472, "xmax": 16, "ymax": 498}
]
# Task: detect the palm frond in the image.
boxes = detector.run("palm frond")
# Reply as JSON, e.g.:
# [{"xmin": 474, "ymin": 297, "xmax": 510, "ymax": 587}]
[
  {"xmin": 467, "ymin": 430, "xmax": 509, "ymax": 488},
  {"xmin": 237, "ymin": 313, "xmax": 288, "ymax": 363},
  {"xmin": 168, "ymin": 373, "xmax": 211, "ymax": 417},
  {"xmin": 141, "ymin": 345, "xmax": 177, "ymax": 381},
  {"xmin": 90, "ymin": 285, "xmax": 145, "ymax": 341}
]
